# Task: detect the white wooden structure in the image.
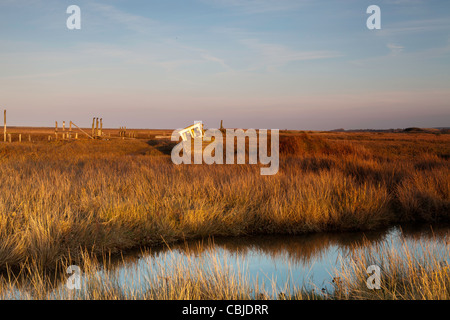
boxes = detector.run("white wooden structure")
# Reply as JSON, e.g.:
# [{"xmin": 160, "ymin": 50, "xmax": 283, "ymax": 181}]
[{"xmin": 178, "ymin": 122, "xmax": 204, "ymax": 141}]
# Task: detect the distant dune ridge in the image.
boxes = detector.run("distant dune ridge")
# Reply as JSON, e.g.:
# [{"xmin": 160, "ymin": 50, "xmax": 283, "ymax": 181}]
[{"xmin": 329, "ymin": 127, "xmax": 449, "ymax": 134}]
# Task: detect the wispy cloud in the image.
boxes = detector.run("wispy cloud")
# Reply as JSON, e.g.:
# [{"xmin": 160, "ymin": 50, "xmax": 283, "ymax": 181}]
[
  {"xmin": 199, "ymin": 0, "xmax": 311, "ymax": 14},
  {"xmin": 200, "ymin": 53, "xmax": 231, "ymax": 69},
  {"xmin": 158, "ymin": 59, "xmax": 200, "ymax": 71},
  {"xmin": 377, "ymin": 18, "xmax": 450, "ymax": 37},
  {"xmin": 87, "ymin": 3, "xmax": 157, "ymax": 33},
  {"xmin": 0, "ymin": 67, "xmax": 108, "ymax": 80},
  {"xmin": 240, "ymin": 38, "xmax": 341, "ymax": 70},
  {"xmin": 384, "ymin": 0, "xmax": 426, "ymax": 4},
  {"xmin": 387, "ymin": 43, "xmax": 404, "ymax": 56},
  {"xmin": 350, "ymin": 40, "xmax": 450, "ymax": 67}
]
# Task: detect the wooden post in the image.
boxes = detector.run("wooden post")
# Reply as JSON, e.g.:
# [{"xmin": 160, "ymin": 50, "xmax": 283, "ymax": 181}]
[
  {"xmin": 48, "ymin": 135, "xmax": 51, "ymax": 141},
  {"xmin": 55, "ymin": 121, "xmax": 58, "ymax": 140},
  {"xmin": 8, "ymin": 134, "xmax": 11, "ymax": 143},
  {"xmin": 100, "ymin": 118, "xmax": 103, "ymax": 137},
  {"xmin": 69, "ymin": 121, "xmax": 72, "ymax": 132},
  {"xmin": 75, "ymin": 133, "xmax": 78, "ymax": 139},
  {"xmin": 3, "ymin": 110, "xmax": 6, "ymax": 142},
  {"xmin": 28, "ymin": 135, "xmax": 31, "ymax": 142},
  {"xmin": 19, "ymin": 134, "xmax": 21, "ymax": 143},
  {"xmin": 63, "ymin": 121, "xmax": 65, "ymax": 131},
  {"xmin": 92, "ymin": 118, "xmax": 95, "ymax": 137}
]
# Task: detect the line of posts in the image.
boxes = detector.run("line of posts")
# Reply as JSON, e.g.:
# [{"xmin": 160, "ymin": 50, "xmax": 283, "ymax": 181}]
[{"xmin": 92, "ymin": 117, "xmax": 103, "ymax": 138}]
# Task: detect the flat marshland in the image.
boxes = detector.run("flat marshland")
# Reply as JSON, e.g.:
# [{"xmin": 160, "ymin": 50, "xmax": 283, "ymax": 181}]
[{"xmin": 0, "ymin": 129, "xmax": 448, "ymax": 299}]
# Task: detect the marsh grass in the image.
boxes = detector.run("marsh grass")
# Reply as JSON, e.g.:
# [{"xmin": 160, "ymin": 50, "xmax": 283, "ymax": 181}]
[
  {"xmin": 332, "ymin": 238, "xmax": 450, "ymax": 300},
  {"xmin": 0, "ymin": 247, "xmax": 262, "ymax": 300},
  {"xmin": 0, "ymin": 132, "xmax": 448, "ymax": 273}
]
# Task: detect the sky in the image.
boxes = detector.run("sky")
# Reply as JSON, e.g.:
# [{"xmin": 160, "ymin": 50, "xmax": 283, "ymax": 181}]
[{"xmin": 0, "ymin": 0, "xmax": 449, "ymax": 130}]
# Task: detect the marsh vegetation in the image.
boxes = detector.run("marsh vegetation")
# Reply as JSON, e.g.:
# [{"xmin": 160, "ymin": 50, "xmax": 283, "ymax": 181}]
[{"xmin": 0, "ymin": 129, "xmax": 448, "ymax": 299}]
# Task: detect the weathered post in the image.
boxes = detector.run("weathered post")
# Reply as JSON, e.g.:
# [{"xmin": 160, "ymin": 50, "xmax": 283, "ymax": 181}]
[
  {"xmin": 92, "ymin": 118, "xmax": 95, "ymax": 137},
  {"xmin": 3, "ymin": 110, "xmax": 6, "ymax": 142},
  {"xmin": 95, "ymin": 118, "xmax": 99, "ymax": 137},
  {"xmin": 28, "ymin": 134, "xmax": 31, "ymax": 142},
  {"xmin": 19, "ymin": 134, "xmax": 21, "ymax": 143},
  {"xmin": 55, "ymin": 121, "xmax": 58, "ymax": 140},
  {"xmin": 75, "ymin": 133, "xmax": 78, "ymax": 139},
  {"xmin": 68, "ymin": 121, "xmax": 72, "ymax": 139},
  {"xmin": 8, "ymin": 134, "xmax": 11, "ymax": 143},
  {"xmin": 63, "ymin": 121, "xmax": 65, "ymax": 132},
  {"xmin": 99, "ymin": 118, "xmax": 103, "ymax": 137}
]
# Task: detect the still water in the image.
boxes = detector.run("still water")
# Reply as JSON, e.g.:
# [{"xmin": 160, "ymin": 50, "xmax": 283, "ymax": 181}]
[{"xmin": 5, "ymin": 224, "xmax": 450, "ymax": 298}]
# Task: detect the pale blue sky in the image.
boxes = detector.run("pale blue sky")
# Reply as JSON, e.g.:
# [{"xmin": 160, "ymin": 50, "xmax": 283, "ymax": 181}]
[{"xmin": 0, "ymin": 0, "xmax": 449, "ymax": 129}]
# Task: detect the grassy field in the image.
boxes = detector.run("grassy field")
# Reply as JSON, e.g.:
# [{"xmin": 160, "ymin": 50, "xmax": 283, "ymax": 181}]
[{"xmin": 0, "ymin": 128, "xmax": 448, "ymax": 272}]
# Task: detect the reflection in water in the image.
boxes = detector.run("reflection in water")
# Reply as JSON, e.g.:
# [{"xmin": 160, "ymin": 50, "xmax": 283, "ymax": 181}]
[{"xmin": 3, "ymin": 224, "xmax": 449, "ymax": 298}]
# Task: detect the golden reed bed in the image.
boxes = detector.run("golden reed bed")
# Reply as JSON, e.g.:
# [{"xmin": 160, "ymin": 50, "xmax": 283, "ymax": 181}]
[{"xmin": 0, "ymin": 130, "xmax": 448, "ymax": 271}]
